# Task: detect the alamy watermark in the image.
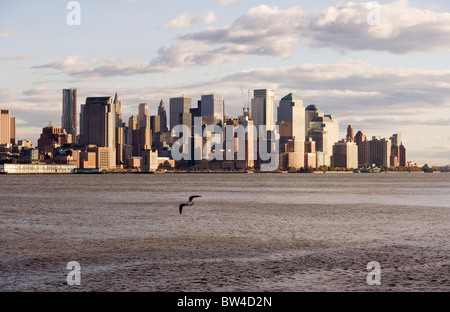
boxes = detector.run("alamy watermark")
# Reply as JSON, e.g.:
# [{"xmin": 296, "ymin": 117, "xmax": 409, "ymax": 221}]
[
  {"xmin": 171, "ymin": 117, "xmax": 279, "ymax": 171},
  {"xmin": 66, "ymin": 261, "xmax": 81, "ymax": 286},
  {"xmin": 66, "ymin": 1, "xmax": 81, "ymax": 26},
  {"xmin": 367, "ymin": 1, "xmax": 381, "ymax": 26},
  {"xmin": 366, "ymin": 261, "xmax": 381, "ymax": 285}
]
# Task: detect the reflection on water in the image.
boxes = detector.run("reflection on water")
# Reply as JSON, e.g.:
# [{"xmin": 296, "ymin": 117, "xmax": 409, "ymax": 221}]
[{"xmin": 0, "ymin": 173, "xmax": 449, "ymax": 291}]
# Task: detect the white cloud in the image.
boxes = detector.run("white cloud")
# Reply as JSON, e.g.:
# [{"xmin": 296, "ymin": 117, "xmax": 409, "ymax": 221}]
[{"xmin": 165, "ymin": 11, "xmax": 218, "ymax": 29}]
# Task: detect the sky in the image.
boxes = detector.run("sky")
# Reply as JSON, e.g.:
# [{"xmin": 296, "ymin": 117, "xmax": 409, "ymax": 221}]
[{"xmin": 0, "ymin": 0, "xmax": 450, "ymax": 165}]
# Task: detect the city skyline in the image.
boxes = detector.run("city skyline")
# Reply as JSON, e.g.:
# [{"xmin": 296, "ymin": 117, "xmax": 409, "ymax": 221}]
[{"xmin": 1, "ymin": 0, "xmax": 450, "ymax": 165}]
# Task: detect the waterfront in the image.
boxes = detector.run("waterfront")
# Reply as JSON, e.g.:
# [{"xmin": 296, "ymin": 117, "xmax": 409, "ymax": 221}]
[{"xmin": 0, "ymin": 173, "xmax": 449, "ymax": 291}]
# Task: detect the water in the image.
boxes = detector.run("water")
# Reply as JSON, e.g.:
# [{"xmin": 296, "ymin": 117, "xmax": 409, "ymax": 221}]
[{"xmin": 0, "ymin": 172, "xmax": 449, "ymax": 291}]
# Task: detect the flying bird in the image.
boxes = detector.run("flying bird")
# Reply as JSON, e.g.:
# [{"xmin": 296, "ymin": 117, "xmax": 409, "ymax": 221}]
[{"xmin": 179, "ymin": 196, "xmax": 202, "ymax": 215}]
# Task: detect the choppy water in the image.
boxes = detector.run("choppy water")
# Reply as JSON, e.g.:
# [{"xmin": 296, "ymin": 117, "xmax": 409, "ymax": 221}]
[{"xmin": 0, "ymin": 172, "xmax": 449, "ymax": 291}]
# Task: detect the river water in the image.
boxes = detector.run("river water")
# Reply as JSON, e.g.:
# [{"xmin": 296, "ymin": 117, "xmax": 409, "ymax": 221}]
[{"xmin": 0, "ymin": 172, "xmax": 449, "ymax": 291}]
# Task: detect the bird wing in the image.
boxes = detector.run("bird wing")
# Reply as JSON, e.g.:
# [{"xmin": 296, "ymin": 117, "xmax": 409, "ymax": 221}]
[
  {"xmin": 189, "ymin": 195, "xmax": 202, "ymax": 201},
  {"xmin": 179, "ymin": 204, "xmax": 185, "ymax": 215}
]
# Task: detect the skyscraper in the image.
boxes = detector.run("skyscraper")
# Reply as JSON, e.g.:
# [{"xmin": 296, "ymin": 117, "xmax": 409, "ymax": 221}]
[
  {"xmin": 158, "ymin": 99, "xmax": 168, "ymax": 132},
  {"xmin": 355, "ymin": 130, "xmax": 368, "ymax": 168},
  {"xmin": 277, "ymin": 93, "xmax": 305, "ymax": 149},
  {"xmin": 170, "ymin": 97, "xmax": 192, "ymax": 132},
  {"xmin": 62, "ymin": 88, "xmax": 77, "ymax": 142},
  {"xmin": 251, "ymin": 89, "xmax": 275, "ymax": 130},
  {"xmin": 365, "ymin": 136, "xmax": 391, "ymax": 167},
  {"xmin": 114, "ymin": 93, "xmax": 123, "ymax": 127},
  {"xmin": 346, "ymin": 125, "xmax": 355, "ymax": 142},
  {"xmin": 305, "ymin": 104, "xmax": 320, "ymax": 134},
  {"xmin": 0, "ymin": 109, "xmax": 11, "ymax": 145},
  {"xmin": 307, "ymin": 109, "xmax": 339, "ymax": 167},
  {"xmin": 201, "ymin": 94, "xmax": 225, "ymax": 126},
  {"xmin": 332, "ymin": 140, "xmax": 358, "ymax": 169},
  {"xmin": 9, "ymin": 116, "xmax": 15, "ymax": 145},
  {"xmin": 137, "ymin": 103, "xmax": 150, "ymax": 129},
  {"xmin": 79, "ymin": 96, "xmax": 116, "ymax": 168}
]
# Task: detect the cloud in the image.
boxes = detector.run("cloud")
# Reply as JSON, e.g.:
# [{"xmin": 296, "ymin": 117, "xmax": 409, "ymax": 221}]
[
  {"xmin": 174, "ymin": 0, "xmax": 450, "ymax": 64},
  {"xmin": 220, "ymin": 0, "xmax": 239, "ymax": 5},
  {"xmin": 1, "ymin": 54, "xmax": 36, "ymax": 61},
  {"xmin": 33, "ymin": 1, "xmax": 450, "ymax": 78},
  {"xmin": 0, "ymin": 29, "xmax": 16, "ymax": 38},
  {"xmin": 165, "ymin": 12, "xmax": 218, "ymax": 29}
]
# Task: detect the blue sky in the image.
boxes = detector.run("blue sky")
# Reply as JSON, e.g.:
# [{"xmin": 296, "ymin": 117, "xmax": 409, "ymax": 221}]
[{"xmin": 1, "ymin": 0, "xmax": 450, "ymax": 165}]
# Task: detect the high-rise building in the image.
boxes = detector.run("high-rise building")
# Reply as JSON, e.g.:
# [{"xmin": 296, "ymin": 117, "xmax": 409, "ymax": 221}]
[
  {"xmin": 37, "ymin": 126, "xmax": 72, "ymax": 154},
  {"xmin": 307, "ymin": 109, "xmax": 339, "ymax": 166},
  {"xmin": 363, "ymin": 136, "xmax": 391, "ymax": 167},
  {"xmin": 399, "ymin": 144, "xmax": 407, "ymax": 167},
  {"xmin": 10, "ymin": 116, "xmax": 15, "ymax": 145},
  {"xmin": 332, "ymin": 140, "xmax": 358, "ymax": 169},
  {"xmin": 201, "ymin": 94, "xmax": 225, "ymax": 126},
  {"xmin": 114, "ymin": 93, "xmax": 123, "ymax": 127},
  {"xmin": 355, "ymin": 130, "xmax": 368, "ymax": 168},
  {"xmin": 346, "ymin": 125, "xmax": 354, "ymax": 142},
  {"xmin": 390, "ymin": 133, "xmax": 407, "ymax": 167},
  {"xmin": 0, "ymin": 109, "xmax": 12, "ymax": 145},
  {"xmin": 158, "ymin": 99, "xmax": 168, "ymax": 132},
  {"xmin": 79, "ymin": 96, "xmax": 116, "ymax": 168},
  {"xmin": 390, "ymin": 133, "xmax": 402, "ymax": 147},
  {"xmin": 305, "ymin": 104, "xmax": 321, "ymax": 135},
  {"xmin": 150, "ymin": 115, "xmax": 161, "ymax": 135},
  {"xmin": 277, "ymin": 93, "xmax": 305, "ymax": 149},
  {"xmin": 251, "ymin": 89, "xmax": 275, "ymax": 130},
  {"xmin": 137, "ymin": 103, "xmax": 150, "ymax": 129},
  {"xmin": 62, "ymin": 88, "xmax": 77, "ymax": 142},
  {"xmin": 170, "ymin": 97, "xmax": 192, "ymax": 132}
]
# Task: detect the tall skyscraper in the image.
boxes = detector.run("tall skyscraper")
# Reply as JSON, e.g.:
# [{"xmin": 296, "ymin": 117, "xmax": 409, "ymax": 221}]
[
  {"xmin": 277, "ymin": 93, "xmax": 305, "ymax": 149},
  {"xmin": 137, "ymin": 103, "xmax": 150, "ymax": 129},
  {"xmin": 346, "ymin": 125, "xmax": 355, "ymax": 142},
  {"xmin": 79, "ymin": 96, "xmax": 116, "ymax": 168},
  {"xmin": 0, "ymin": 109, "xmax": 12, "ymax": 145},
  {"xmin": 158, "ymin": 99, "xmax": 168, "ymax": 132},
  {"xmin": 170, "ymin": 97, "xmax": 192, "ymax": 132},
  {"xmin": 9, "ymin": 116, "xmax": 15, "ymax": 145},
  {"xmin": 201, "ymin": 94, "xmax": 225, "ymax": 126},
  {"xmin": 305, "ymin": 104, "xmax": 320, "ymax": 135},
  {"xmin": 251, "ymin": 89, "xmax": 275, "ymax": 130},
  {"xmin": 114, "ymin": 93, "xmax": 123, "ymax": 127},
  {"xmin": 390, "ymin": 133, "xmax": 407, "ymax": 167},
  {"xmin": 355, "ymin": 130, "xmax": 368, "ymax": 168},
  {"xmin": 62, "ymin": 88, "xmax": 77, "ymax": 142}
]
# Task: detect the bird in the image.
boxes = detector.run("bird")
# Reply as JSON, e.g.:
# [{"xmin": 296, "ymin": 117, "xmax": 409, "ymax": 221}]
[{"xmin": 179, "ymin": 196, "xmax": 202, "ymax": 214}]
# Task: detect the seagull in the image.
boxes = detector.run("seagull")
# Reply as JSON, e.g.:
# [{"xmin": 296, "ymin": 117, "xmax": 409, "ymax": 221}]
[{"xmin": 179, "ymin": 196, "xmax": 202, "ymax": 215}]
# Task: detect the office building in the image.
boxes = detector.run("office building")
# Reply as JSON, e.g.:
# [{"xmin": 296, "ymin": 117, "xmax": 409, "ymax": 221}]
[
  {"xmin": 305, "ymin": 104, "xmax": 320, "ymax": 135},
  {"xmin": 251, "ymin": 89, "xmax": 275, "ymax": 130},
  {"xmin": 37, "ymin": 126, "xmax": 72, "ymax": 155},
  {"xmin": 0, "ymin": 109, "xmax": 15, "ymax": 145},
  {"xmin": 62, "ymin": 88, "xmax": 77, "ymax": 142},
  {"xmin": 158, "ymin": 99, "xmax": 168, "ymax": 132},
  {"xmin": 170, "ymin": 97, "xmax": 192, "ymax": 132},
  {"xmin": 332, "ymin": 140, "xmax": 358, "ymax": 169},
  {"xmin": 277, "ymin": 93, "xmax": 305, "ymax": 149},
  {"xmin": 201, "ymin": 94, "xmax": 225, "ymax": 126},
  {"xmin": 79, "ymin": 96, "xmax": 116, "ymax": 168},
  {"xmin": 137, "ymin": 103, "xmax": 150, "ymax": 129},
  {"xmin": 307, "ymin": 109, "xmax": 339, "ymax": 166},
  {"xmin": 355, "ymin": 130, "xmax": 368, "ymax": 168}
]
